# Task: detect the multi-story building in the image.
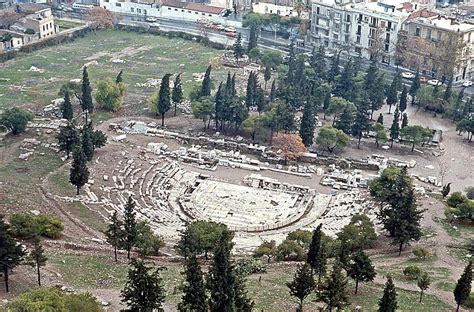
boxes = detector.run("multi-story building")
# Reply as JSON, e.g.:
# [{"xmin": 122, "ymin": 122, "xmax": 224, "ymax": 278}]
[
  {"xmin": 402, "ymin": 11, "xmax": 474, "ymax": 81},
  {"xmin": 310, "ymin": 0, "xmax": 412, "ymax": 65},
  {"xmin": 252, "ymin": 0, "xmax": 310, "ymax": 19},
  {"xmin": 10, "ymin": 7, "xmax": 57, "ymax": 40}
]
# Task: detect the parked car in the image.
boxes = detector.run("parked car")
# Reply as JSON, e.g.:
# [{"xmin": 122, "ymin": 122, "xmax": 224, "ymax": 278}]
[
  {"xmin": 324, "ymin": 51, "xmax": 335, "ymax": 58},
  {"xmin": 146, "ymin": 17, "xmax": 158, "ymax": 22},
  {"xmin": 225, "ymin": 32, "xmax": 236, "ymax": 38},
  {"xmin": 427, "ymin": 79, "xmax": 442, "ymax": 86},
  {"xmin": 462, "ymin": 80, "xmax": 473, "ymax": 87},
  {"xmin": 401, "ymin": 72, "xmax": 415, "ymax": 79}
]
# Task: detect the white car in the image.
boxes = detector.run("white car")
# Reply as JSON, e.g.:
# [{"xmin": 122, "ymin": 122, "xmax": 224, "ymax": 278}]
[
  {"xmin": 427, "ymin": 79, "xmax": 442, "ymax": 86},
  {"xmin": 401, "ymin": 72, "xmax": 415, "ymax": 79},
  {"xmin": 324, "ymin": 51, "xmax": 335, "ymax": 58},
  {"xmin": 145, "ymin": 17, "xmax": 158, "ymax": 22},
  {"xmin": 462, "ymin": 80, "xmax": 473, "ymax": 87}
]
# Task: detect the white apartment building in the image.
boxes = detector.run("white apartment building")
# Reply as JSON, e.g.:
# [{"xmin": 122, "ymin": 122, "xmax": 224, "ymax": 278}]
[{"xmin": 311, "ymin": 0, "xmax": 411, "ymax": 65}]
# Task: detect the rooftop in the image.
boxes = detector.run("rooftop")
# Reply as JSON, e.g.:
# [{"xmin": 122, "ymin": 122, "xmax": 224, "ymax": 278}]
[
  {"xmin": 409, "ymin": 13, "xmax": 474, "ymax": 32},
  {"xmin": 161, "ymin": 0, "xmax": 225, "ymax": 14}
]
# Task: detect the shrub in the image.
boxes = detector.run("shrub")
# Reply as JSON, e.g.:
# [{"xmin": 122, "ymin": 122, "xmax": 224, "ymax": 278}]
[
  {"xmin": 412, "ymin": 247, "xmax": 431, "ymax": 260},
  {"xmin": 136, "ymin": 221, "xmax": 165, "ymax": 258},
  {"xmin": 403, "ymin": 265, "xmax": 422, "ymax": 280},
  {"xmin": 0, "ymin": 107, "xmax": 33, "ymax": 135},
  {"xmin": 95, "ymin": 77, "xmax": 126, "ymax": 112},
  {"xmin": 234, "ymin": 258, "xmax": 267, "ymax": 276},
  {"xmin": 447, "ymin": 192, "xmax": 467, "ymax": 207},
  {"xmin": 465, "ymin": 187, "xmax": 474, "ymax": 200},
  {"xmin": 9, "ymin": 213, "xmax": 64, "ymax": 239},
  {"xmin": 64, "ymin": 293, "xmax": 102, "ymax": 312}
]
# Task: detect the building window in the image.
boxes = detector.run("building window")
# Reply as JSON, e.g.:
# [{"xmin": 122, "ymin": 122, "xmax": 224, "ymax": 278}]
[
  {"xmin": 181, "ymin": 9, "xmax": 184, "ymax": 12},
  {"xmin": 356, "ymin": 35, "xmax": 361, "ymax": 44},
  {"xmin": 355, "ymin": 47, "xmax": 362, "ymax": 54},
  {"xmin": 356, "ymin": 25, "xmax": 361, "ymax": 35},
  {"xmin": 131, "ymin": 7, "xmax": 134, "ymax": 12},
  {"xmin": 358, "ymin": 14, "xmax": 362, "ymax": 23},
  {"xmin": 384, "ymin": 43, "xmax": 389, "ymax": 52},
  {"xmin": 209, "ymin": 14, "xmax": 212, "ymax": 17},
  {"xmin": 137, "ymin": 9, "xmax": 141, "ymax": 13},
  {"xmin": 387, "ymin": 21, "xmax": 392, "ymax": 30},
  {"xmin": 202, "ymin": 13, "xmax": 205, "ymax": 15},
  {"xmin": 175, "ymin": 8, "xmax": 178, "ymax": 11},
  {"xmin": 344, "ymin": 34, "xmax": 349, "ymax": 42},
  {"xmin": 188, "ymin": 10, "xmax": 191, "ymax": 13},
  {"xmin": 345, "ymin": 24, "xmax": 350, "ymax": 33},
  {"xmin": 345, "ymin": 14, "xmax": 350, "ymax": 22},
  {"xmin": 115, "ymin": 2, "xmax": 121, "ymax": 6},
  {"xmin": 382, "ymin": 56, "xmax": 389, "ymax": 64},
  {"xmin": 144, "ymin": 9, "xmax": 147, "ymax": 14},
  {"xmin": 415, "ymin": 27, "xmax": 421, "ymax": 37},
  {"xmin": 316, "ymin": 7, "xmax": 320, "ymax": 14},
  {"xmin": 168, "ymin": 7, "xmax": 171, "ymax": 10},
  {"xmin": 426, "ymin": 28, "xmax": 431, "ymax": 40},
  {"xmin": 333, "ymin": 33, "xmax": 339, "ymax": 40},
  {"xmin": 195, "ymin": 12, "xmax": 198, "ymax": 14}
]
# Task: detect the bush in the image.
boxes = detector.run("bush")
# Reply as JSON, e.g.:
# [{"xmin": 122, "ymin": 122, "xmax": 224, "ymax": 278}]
[
  {"xmin": 447, "ymin": 192, "xmax": 467, "ymax": 207},
  {"xmin": 9, "ymin": 213, "xmax": 64, "ymax": 239},
  {"xmin": 412, "ymin": 247, "xmax": 430, "ymax": 260},
  {"xmin": 95, "ymin": 77, "xmax": 126, "ymax": 112},
  {"xmin": 465, "ymin": 187, "xmax": 474, "ymax": 200},
  {"xmin": 136, "ymin": 221, "xmax": 165, "ymax": 258},
  {"xmin": 234, "ymin": 258, "xmax": 267, "ymax": 277},
  {"xmin": 64, "ymin": 292, "xmax": 102, "ymax": 312},
  {"xmin": 403, "ymin": 265, "xmax": 422, "ymax": 280},
  {"xmin": 0, "ymin": 107, "xmax": 33, "ymax": 135}
]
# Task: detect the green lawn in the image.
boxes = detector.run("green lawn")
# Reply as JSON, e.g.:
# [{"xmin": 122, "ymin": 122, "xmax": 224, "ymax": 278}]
[
  {"xmin": 55, "ymin": 19, "xmax": 85, "ymax": 31},
  {"xmin": 0, "ymin": 29, "xmax": 230, "ymax": 112}
]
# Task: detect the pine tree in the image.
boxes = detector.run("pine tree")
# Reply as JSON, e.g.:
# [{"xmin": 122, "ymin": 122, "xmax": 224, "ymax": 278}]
[
  {"xmin": 364, "ymin": 60, "xmax": 378, "ymax": 90},
  {"xmin": 378, "ymin": 276, "xmax": 397, "ymax": 312},
  {"xmin": 81, "ymin": 66, "xmax": 93, "ymax": 120},
  {"xmin": 158, "ymin": 73, "xmax": 172, "ymax": 127},
  {"xmin": 207, "ymin": 229, "xmax": 236, "ymax": 312},
  {"xmin": 69, "ymin": 146, "xmax": 89, "ymax": 195},
  {"xmin": 172, "ymin": 74, "xmax": 183, "ymax": 116},
  {"xmin": 81, "ymin": 123, "xmax": 94, "ymax": 162},
  {"xmin": 57, "ymin": 123, "xmax": 79, "ymax": 159},
  {"xmin": 247, "ymin": 24, "xmax": 258, "ymax": 53},
  {"xmin": 270, "ymin": 80, "xmax": 277, "ymax": 102},
  {"xmin": 61, "ymin": 91, "xmax": 73, "ymax": 121},
  {"xmin": 347, "ymin": 250, "xmax": 376, "ymax": 294},
  {"xmin": 386, "ymin": 75, "xmax": 399, "ymax": 114},
  {"xmin": 116, "ymin": 69, "xmax": 124, "ymax": 84},
  {"xmin": 306, "ymin": 224, "xmax": 326, "ymax": 282},
  {"xmin": 0, "ymin": 215, "xmax": 25, "ymax": 293},
  {"xmin": 454, "ymin": 260, "xmax": 472, "ymax": 312},
  {"xmin": 417, "ymin": 272, "xmax": 430, "ymax": 303},
  {"xmin": 313, "ymin": 45, "xmax": 326, "ymax": 79},
  {"xmin": 334, "ymin": 60, "xmax": 355, "ymax": 100},
  {"xmin": 335, "ymin": 107, "xmax": 354, "ymax": 135},
  {"xmin": 105, "ymin": 211, "xmax": 124, "ymax": 263},
  {"xmin": 233, "ymin": 33, "xmax": 244, "ymax": 61},
  {"xmin": 399, "ymin": 86, "xmax": 408, "ymax": 112},
  {"xmin": 264, "ymin": 66, "xmax": 271, "ymax": 90},
  {"xmin": 319, "ymin": 261, "xmax": 349, "ymax": 312},
  {"xmin": 121, "ymin": 259, "xmax": 165, "ymax": 311},
  {"xmin": 299, "ymin": 102, "xmax": 315, "ymax": 147},
  {"xmin": 377, "ymin": 113, "xmax": 384, "ymax": 125},
  {"xmin": 389, "ymin": 105, "xmax": 400, "ymax": 147},
  {"xmin": 26, "ymin": 236, "xmax": 47, "ymax": 287},
  {"xmin": 286, "ymin": 263, "xmax": 316, "ymax": 312},
  {"xmin": 327, "ymin": 53, "xmax": 340, "ymax": 83},
  {"xmin": 409, "ymin": 71, "xmax": 421, "ymax": 105},
  {"xmin": 352, "ymin": 101, "xmax": 371, "ymax": 149},
  {"xmin": 178, "ymin": 255, "xmax": 207, "ymax": 312},
  {"xmin": 123, "ymin": 196, "xmax": 138, "ymax": 260},
  {"xmin": 401, "ymin": 113, "xmax": 408, "ymax": 128},
  {"xmin": 369, "ymin": 75, "xmax": 386, "ymax": 119},
  {"xmin": 201, "ymin": 65, "xmax": 212, "ymax": 97}
]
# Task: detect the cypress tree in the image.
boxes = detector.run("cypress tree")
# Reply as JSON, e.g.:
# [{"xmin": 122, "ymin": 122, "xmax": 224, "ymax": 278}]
[
  {"xmin": 378, "ymin": 276, "xmax": 397, "ymax": 312},
  {"xmin": 105, "ymin": 211, "xmax": 124, "ymax": 263},
  {"xmin": 215, "ymin": 82, "xmax": 224, "ymax": 129},
  {"xmin": 116, "ymin": 69, "xmax": 124, "ymax": 84},
  {"xmin": 61, "ymin": 91, "xmax": 73, "ymax": 121},
  {"xmin": 255, "ymin": 85, "xmax": 266, "ymax": 114},
  {"xmin": 81, "ymin": 66, "xmax": 93, "ymax": 119},
  {"xmin": 0, "ymin": 215, "xmax": 25, "ymax": 293},
  {"xmin": 158, "ymin": 73, "xmax": 172, "ymax": 127},
  {"xmin": 247, "ymin": 24, "xmax": 258, "ymax": 53},
  {"xmin": 286, "ymin": 263, "xmax": 316, "ymax": 312},
  {"xmin": 26, "ymin": 236, "xmax": 47, "ymax": 287},
  {"xmin": 270, "ymin": 80, "xmax": 277, "ymax": 102},
  {"xmin": 347, "ymin": 250, "xmax": 376, "ymax": 294},
  {"xmin": 178, "ymin": 255, "xmax": 207, "ymax": 312},
  {"xmin": 231, "ymin": 73, "xmax": 236, "ymax": 97},
  {"xmin": 323, "ymin": 92, "xmax": 331, "ymax": 120},
  {"xmin": 389, "ymin": 105, "xmax": 400, "ymax": 147},
  {"xmin": 233, "ymin": 33, "xmax": 244, "ymax": 61},
  {"xmin": 57, "ymin": 123, "xmax": 79, "ymax": 159},
  {"xmin": 207, "ymin": 229, "xmax": 236, "ymax": 312},
  {"xmin": 386, "ymin": 75, "xmax": 399, "ymax": 114},
  {"xmin": 320, "ymin": 261, "xmax": 349, "ymax": 312},
  {"xmin": 172, "ymin": 74, "xmax": 183, "ymax": 116},
  {"xmin": 264, "ymin": 66, "xmax": 271, "ymax": 90},
  {"xmin": 364, "ymin": 60, "xmax": 378, "ymax": 90},
  {"xmin": 81, "ymin": 123, "xmax": 94, "ymax": 162},
  {"xmin": 245, "ymin": 71, "xmax": 256, "ymax": 108},
  {"xmin": 377, "ymin": 113, "xmax": 384, "ymax": 125},
  {"xmin": 299, "ymin": 102, "xmax": 316, "ymax": 147},
  {"xmin": 335, "ymin": 107, "xmax": 354, "ymax": 135},
  {"xmin": 235, "ymin": 274, "xmax": 255, "ymax": 312},
  {"xmin": 327, "ymin": 53, "xmax": 340, "ymax": 83},
  {"xmin": 334, "ymin": 60, "xmax": 355, "ymax": 100},
  {"xmin": 306, "ymin": 224, "xmax": 326, "ymax": 281},
  {"xmin": 123, "ymin": 195, "xmax": 138, "ymax": 260},
  {"xmin": 399, "ymin": 86, "xmax": 408, "ymax": 113},
  {"xmin": 401, "ymin": 113, "xmax": 408, "ymax": 128},
  {"xmin": 121, "ymin": 259, "xmax": 165, "ymax": 311},
  {"xmin": 409, "ymin": 71, "xmax": 421, "ymax": 105},
  {"xmin": 454, "ymin": 260, "xmax": 472, "ymax": 312},
  {"xmin": 201, "ymin": 65, "xmax": 212, "ymax": 97},
  {"xmin": 69, "ymin": 146, "xmax": 89, "ymax": 195}
]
